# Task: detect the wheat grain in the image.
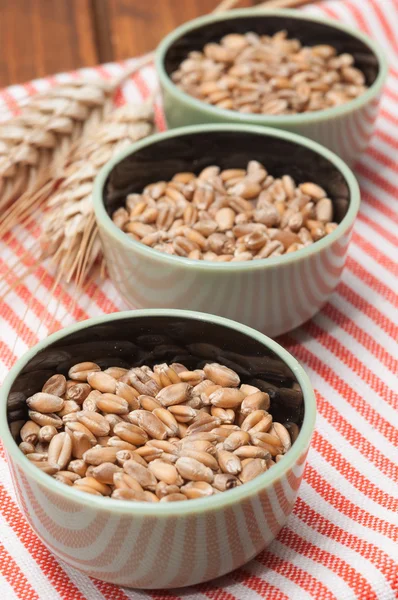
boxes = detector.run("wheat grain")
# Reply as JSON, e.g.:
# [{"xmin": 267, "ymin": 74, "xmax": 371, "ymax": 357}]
[
  {"xmin": 96, "ymin": 394, "xmax": 130, "ymax": 415},
  {"xmin": 18, "ymin": 441, "xmax": 35, "ymax": 455},
  {"xmin": 87, "ymin": 371, "xmax": 118, "ymax": 394},
  {"xmin": 41, "ymin": 374, "xmax": 66, "ymax": 396},
  {"xmin": 156, "ymin": 382, "xmax": 192, "ymax": 407},
  {"xmin": 20, "ymin": 421, "xmax": 40, "ymax": 444},
  {"xmin": 112, "ymin": 161, "xmax": 338, "ymax": 262},
  {"xmin": 38, "ymin": 425, "xmax": 58, "ymax": 444},
  {"xmin": 66, "ymin": 383, "xmax": 92, "ymax": 403},
  {"xmin": 172, "ymin": 31, "xmax": 367, "ymax": 115},
  {"xmin": 15, "ymin": 358, "xmax": 300, "ymax": 500},
  {"xmin": 48, "ymin": 432, "xmax": 73, "ymax": 469},
  {"xmin": 160, "ymin": 493, "xmax": 187, "ymax": 502},
  {"xmin": 240, "ymin": 391, "xmax": 270, "ymax": 415},
  {"xmin": 26, "ymin": 393, "xmax": 64, "ymax": 413}
]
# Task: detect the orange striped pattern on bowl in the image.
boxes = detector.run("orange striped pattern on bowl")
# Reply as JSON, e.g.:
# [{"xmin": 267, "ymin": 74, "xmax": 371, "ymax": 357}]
[{"xmin": 7, "ymin": 448, "xmax": 308, "ymax": 588}]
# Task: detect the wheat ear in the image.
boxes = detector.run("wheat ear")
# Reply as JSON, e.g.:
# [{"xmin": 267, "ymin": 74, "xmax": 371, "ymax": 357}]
[
  {"xmin": 17, "ymin": 101, "xmax": 154, "ymax": 332},
  {"xmin": 0, "ymin": 80, "xmax": 112, "ymax": 207},
  {"xmin": 0, "ymin": 55, "xmax": 152, "ymax": 239},
  {"xmin": 39, "ymin": 100, "xmax": 155, "ymax": 287}
]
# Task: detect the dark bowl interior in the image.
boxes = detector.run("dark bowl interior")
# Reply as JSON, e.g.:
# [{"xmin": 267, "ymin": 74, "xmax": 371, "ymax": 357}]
[
  {"xmin": 104, "ymin": 130, "xmax": 350, "ymax": 224},
  {"xmin": 163, "ymin": 14, "xmax": 379, "ymax": 87},
  {"xmin": 7, "ymin": 315, "xmax": 305, "ymax": 439}
]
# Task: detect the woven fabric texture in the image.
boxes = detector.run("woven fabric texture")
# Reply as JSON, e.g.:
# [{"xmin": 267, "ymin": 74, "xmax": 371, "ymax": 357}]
[{"xmin": 0, "ymin": 0, "xmax": 397, "ymax": 598}]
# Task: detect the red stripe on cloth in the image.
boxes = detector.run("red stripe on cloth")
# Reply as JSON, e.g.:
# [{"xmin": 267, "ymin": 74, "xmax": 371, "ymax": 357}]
[
  {"xmin": 0, "ymin": 486, "xmax": 87, "ymax": 600},
  {"xmin": 337, "ymin": 279, "xmax": 398, "ymax": 340},
  {"xmin": 130, "ymin": 70, "xmax": 150, "ymax": 98},
  {"xmin": 89, "ymin": 579, "xmax": 130, "ymax": 600},
  {"xmin": 295, "ymin": 498, "xmax": 398, "ymax": 593},
  {"xmin": 0, "ymin": 88, "xmax": 22, "ymax": 117},
  {"xmin": 1, "ymin": 289, "xmax": 62, "ymax": 343},
  {"xmin": 281, "ymin": 336, "xmax": 398, "ymax": 447},
  {"xmin": 7, "ymin": 221, "xmax": 123, "ymax": 323},
  {"xmin": 343, "ymin": 0, "xmax": 371, "ymax": 33},
  {"xmin": 99, "ymin": 64, "xmax": 127, "ymax": 108},
  {"xmin": 352, "ymin": 232, "xmax": 398, "ymax": 277},
  {"xmin": 1, "ymin": 243, "xmax": 110, "ymax": 339},
  {"xmin": 361, "ymin": 189, "xmax": 398, "ymax": 225},
  {"xmin": 346, "ymin": 256, "xmax": 398, "ymax": 310},
  {"xmin": 135, "ymin": 70, "xmax": 167, "ymax": 131},
  {"xmin": 358, "ymin": 213, "xmax": 398, "ymax": 248},
  {"xmin": 316, "ymin": 3, "xmax": 340, "ymax": 20},
  {"xmin": 1, "ymin": 303, "xmax": 39, "ymax": 352},
  {"xmin": 0, "ymin": 543, "xmax": 39, "ymax": 600},
  {"xmin": 321, "ymin": 301, "xmax": 398, "ymax": 373},
  {"xmin": 365, "ymin": 145, "xmax": 398, "ymax": 172},
  {"xmin": 257, "ymin": 549, "xmax": 337, "ymax": 600},
  {"xmin": 303, "ymin": 321, "xmax": 397, "ymax": 405},
  {"xmin": 278, "ymin": 527, "xmax": 378, "ymax": 600},
  {"xmin": 3, "ymin": 234, "xmax": 90, "ymax": 323},
  {"xmin": 380, "ymin": 108, "xmax": 398, "ymax": 128},
  {"xmin": 0, "ymin": 263, "xmax": 64, "ymax": 337},
  {"xmin": 305, "ymin": 461, "xmax": 398, "ymax": 542},
  {"xmin": 312, "ymin": 431, "xmax": 398, "ymax": 511},
  {"xmin": 376, "ymin": 129, "xmax": 398, "ymax": 151},
  {"xmin": 231, "ymin": 568, "xmax": 289, "ymax": 600},
  {"xmin": 390, "ymin": 63, "xmax": 398, "ymax": 77},
  {"xmin": 384, "ymin": 87, "xmax": 398, "ymax": 104},
  {"xmin": 368, "ymin": 0, "xmax": 398, "ymax": 55},
  {"xmin": 197, "ymin": 581, "xmax": 238, "ymax": 600},
  {"xmin": 0, "ymin": 340, "xmax": 18, "ymax": 371},
  {"xmin": 23, "ymin": 82, "xmax": 39, "ymax": 96},
  {"xmin": 95, "ymin": 66, "xmax": 113, "ymax": 81},
  {"xmin": 4, "ymin": 221, "xmax": 123, "ymax": 323},
  {"xmin": 356, "ymin": 163, "xmax": 398, "ymax": 199}
]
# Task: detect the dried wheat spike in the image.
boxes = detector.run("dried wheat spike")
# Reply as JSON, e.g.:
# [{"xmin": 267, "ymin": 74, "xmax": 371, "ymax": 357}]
[
  {"xmin": 0, "ymin": 80, "xmax": 113, "ymax": 211},
  {"xmin": 41, "ymin": 100, "xmax": 155, "ymax": 287}
]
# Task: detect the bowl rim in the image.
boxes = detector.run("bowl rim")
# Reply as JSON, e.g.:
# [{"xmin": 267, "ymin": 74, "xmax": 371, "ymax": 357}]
[
  {"xmin": 0, "ymin": 309, "xmax": 316, "ymax": 516},
  {"xmin": 155, "ymin": 7, "xmax": 388, "ymax": 126},
  {"xmin": 93, "ymin": 122, "xmax": 360, "ymax": 272}
]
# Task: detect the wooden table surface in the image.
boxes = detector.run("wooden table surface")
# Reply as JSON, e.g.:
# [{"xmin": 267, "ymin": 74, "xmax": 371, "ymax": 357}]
[{"xmin": 0, "ymin": 0, "xmax": 256, "ymax": 88}]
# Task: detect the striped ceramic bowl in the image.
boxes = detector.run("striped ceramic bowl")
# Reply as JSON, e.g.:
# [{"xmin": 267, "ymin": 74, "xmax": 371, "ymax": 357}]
[
  {"xmin": 1, "ymin": 310, "xmax": 316, "ymax": 589},
  {"xmin": 156, "ymin": 9, "xmax": 388, "ymax": 167},
  {"xmin": 94, "ymin": 124, "xmax": 360, "ymax": 338}
]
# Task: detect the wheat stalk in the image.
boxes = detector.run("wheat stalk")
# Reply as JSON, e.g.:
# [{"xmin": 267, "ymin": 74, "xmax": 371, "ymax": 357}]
[
  {"xmin": 39, "ymin": 100, "xmax": 155, "ymax": 288},
  {"xmin": 0, "ymin": 100, "xmax": 155, "ymax": 338},
  {"xmin": 0, "ymin": 55, "xmax": 152, "ymax": 239}
]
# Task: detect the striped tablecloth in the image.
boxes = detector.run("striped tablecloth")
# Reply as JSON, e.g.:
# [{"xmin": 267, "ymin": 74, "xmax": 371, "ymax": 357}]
[{"xmin": 0, "ymin": 0, "xmax": 397, "ymax": 598}]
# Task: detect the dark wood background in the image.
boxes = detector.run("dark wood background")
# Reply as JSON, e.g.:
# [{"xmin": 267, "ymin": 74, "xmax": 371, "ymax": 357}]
[{"xmin": 0, "ymin": 0, "xmax": 257, "ymax": 87}]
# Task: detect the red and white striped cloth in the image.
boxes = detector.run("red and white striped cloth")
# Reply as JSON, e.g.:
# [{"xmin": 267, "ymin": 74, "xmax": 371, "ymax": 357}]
[{"xmin": 0, "ymin": 0, "xmax": 397, "ymax": 598}]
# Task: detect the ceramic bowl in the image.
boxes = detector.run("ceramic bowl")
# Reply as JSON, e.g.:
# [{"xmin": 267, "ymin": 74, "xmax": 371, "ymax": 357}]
[
  {"xmin": 93, "ymin": 124, "xmax": 360, "ymax": 338},
  {"xmin": 1, "ymin": 309, "xmax": 316, "ymax": 588},
  {"xmin": 156, "ymin": 8, "xmax": 388, "ymax": 165}
]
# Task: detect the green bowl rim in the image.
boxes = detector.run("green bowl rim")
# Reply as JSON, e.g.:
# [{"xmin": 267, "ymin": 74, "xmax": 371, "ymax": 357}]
[
  {"xmin": 93, "ymin": 122, "xmax": 360, "ymax": 272},
  {"xmin": 155, "ymin": 7, "xmax": 388, "ymax": 126},
  {"xmin": 0, "ymin": 309, "xmax": 316, "ymax": 516}
]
